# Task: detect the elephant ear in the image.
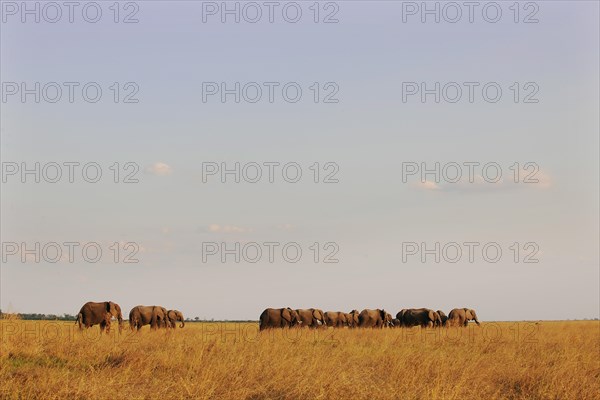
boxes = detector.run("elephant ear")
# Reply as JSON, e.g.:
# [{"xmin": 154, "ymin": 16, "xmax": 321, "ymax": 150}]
[
  {"xmin": 466, "ymin": 309, "xmax": 474, "ymax": 319},
  {"xmin": 379, "ymin": 309, "xmax": 386, "ymax": 319},
  {"xmin": 428, "ymin": 310, "xmax": 435, "ymax": 321},
  {"xmin": 281, "ymin": 308, "xmax": 292, "ymax": 323}
]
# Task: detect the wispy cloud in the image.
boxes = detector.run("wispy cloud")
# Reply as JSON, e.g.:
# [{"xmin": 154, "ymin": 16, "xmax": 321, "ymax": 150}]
[
  {"xmin": 207, "ymin": 224, "xmax": 252, "ymax": 234},
  {"xmin": 145, "ymin": 162, "xmax": 173, "ymax": 176},
  {"xmin": 278, "ymin": 223, "xmax": 295, "ymax": 231},
  {"xmin": 415, "ymin": 170, "xmax": 552, "ymax": 192},
  {"xmin": 415, "ymin": 181, "xmax": 441, "ymax": 190}
]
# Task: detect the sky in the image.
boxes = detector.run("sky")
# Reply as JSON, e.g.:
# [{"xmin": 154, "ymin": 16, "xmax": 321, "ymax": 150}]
[{"xmin": 1, "ymin": 1, "xmax": 598, "ymax": 321}]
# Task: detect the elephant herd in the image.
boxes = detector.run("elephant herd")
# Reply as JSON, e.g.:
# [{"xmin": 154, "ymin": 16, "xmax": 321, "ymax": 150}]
[
  {"xmin": 259, "ymin": 307, "xmax": 480, "ymax": 330},
  {"xmin": 75, "ymin": 301, "xmax": 185, "ymax": 333},
  {"xmin": 75, "ymin": 301, "xmax": 479, "ymax": 334}
]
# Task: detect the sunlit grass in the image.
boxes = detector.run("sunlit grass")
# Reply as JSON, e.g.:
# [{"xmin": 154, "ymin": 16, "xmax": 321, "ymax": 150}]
[{"xmin": 1, "ymin": 320, "xmax": 598, "ymax": 399}]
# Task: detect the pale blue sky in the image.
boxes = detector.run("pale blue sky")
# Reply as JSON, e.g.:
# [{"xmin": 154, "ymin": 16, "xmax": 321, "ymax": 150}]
[{"xmin": 1, "ymin": 1, "xmax": 598, "ymax": 320}]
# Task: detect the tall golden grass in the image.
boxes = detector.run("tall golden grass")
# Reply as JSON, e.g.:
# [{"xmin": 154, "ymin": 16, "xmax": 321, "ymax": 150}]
[{"xmin": 1, "ymin": 320, "xmax": 598, "ymax": 399}]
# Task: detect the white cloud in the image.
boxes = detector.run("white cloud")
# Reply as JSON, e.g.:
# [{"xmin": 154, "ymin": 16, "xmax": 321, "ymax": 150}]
[
  {"xmin": 278, "ymin": 223, "xmax": 295, "ymax": 231},
  {"xmin": 414, "ymin": 169, "xmax": 552, "ymax": 192},
  {"xmin": 523, "ymin": 169, "xmax": 552, "ymax": 189},
  {"xmin": 207, "ymin": 224, "xmax": 250, "ymax": 233},
  {"xmin": 145, "ymin": 162, "xmax": 172, "ymax": 176},
  {"xmin": 414, "ymin": 181, "xmax": 440, "ymax": 190}
]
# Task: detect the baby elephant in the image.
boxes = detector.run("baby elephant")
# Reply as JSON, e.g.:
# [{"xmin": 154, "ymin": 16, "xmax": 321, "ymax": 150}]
[{"xmin": 167, "ymin": 310, "xmax": 185, "ymax": 328}]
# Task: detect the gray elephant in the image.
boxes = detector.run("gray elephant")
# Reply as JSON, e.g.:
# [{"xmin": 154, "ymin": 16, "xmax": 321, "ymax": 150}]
[
  {"xmin": 448, "ymin": 308, "xmax": 480, "ymax": 327},
  {"xmin": 296, "ymin": 309, "xmax": 326, "ymax": 328},
  {"xmin": 259, "ymin": 308, "xmax": 302, "ymax": 330},
  {"xmin": 324, "ymin": 311, "xmax": 349, "ymax": 327},
  {"xmin": 358, "ymin": 309, "xmax": 392, "ymax": 328},
  {"xmin": 129, "ymin": 305, "xmax": 169, "ymax": 330},
  {"xmin": 167, "ymin": 310, "xmax": 185, "ymax": 328},
  {"xmin": 345, "ymin": 310, "xmax": 360, "ymax": 328},
  {"xmin": 75, "ymin": 301, "xmax": 124, "ymax": 333},
  {"xmin": 397, "ymin": 308, "xmax": 440, "ymax": 328},
  {"xmin": 436, "ymin": 310, "xmax": 448, "ymax": 327}
]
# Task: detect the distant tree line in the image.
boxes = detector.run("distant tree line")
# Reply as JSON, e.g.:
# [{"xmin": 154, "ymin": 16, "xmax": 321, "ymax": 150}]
[
  {"xmin": 0, "ymin": 310, "xmax": 76, "ymax": 321},
  {"xmin": 184, "ymin": 317, "xmax": 258, "ymax": 323},
  {"xmin": 0, "ymin": 310, "xmax": 256, "ymax": 322}
]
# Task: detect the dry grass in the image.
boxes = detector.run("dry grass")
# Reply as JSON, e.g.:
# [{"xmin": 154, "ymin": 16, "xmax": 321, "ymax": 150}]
[{"xmin": 0, "ymin": 320, "xmax": 598, "ymax": 399}]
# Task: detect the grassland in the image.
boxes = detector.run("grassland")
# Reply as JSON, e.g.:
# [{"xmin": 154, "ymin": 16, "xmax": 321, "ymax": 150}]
[{"xmin": 0, "ymin": 320, "xmax": 598, "ymax": 399}]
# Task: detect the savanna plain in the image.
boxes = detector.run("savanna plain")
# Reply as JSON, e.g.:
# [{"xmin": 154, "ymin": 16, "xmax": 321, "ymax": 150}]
[{"xmin": 0, "ymin": 319, "xmax": 598, "ymax": 399}]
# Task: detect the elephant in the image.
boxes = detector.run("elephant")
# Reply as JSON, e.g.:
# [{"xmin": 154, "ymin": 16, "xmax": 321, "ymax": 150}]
[
  {"xmin": 75, "ymin": 301, "xmax": 124, "ymax": 333},
  {"xmin": 345, "ymin": 310, "xmax": 360, "ymax": 328},
  {"xmin": 167, "ymin": 310, "xmax": 185, "ymax": 328},
  {"xmin": 358, "ymin": 309, "xmax": 393, "ymax": 328},
  {"xmin": 397, "ymin": 308, "xmax": 440, "ymax": 328},
  {"xmin": 324, "ymin": 311, "xmax": 349, "ymax": 327},
  {"xmin": 396, "ymin": 309, "xmax": 409, "ymax": 326},
  {"xmin": 448, "ymin": 308, "xmax": 480, "ymax": 327},
  {"xmin": 129, "ymin": 305, "xmax": 169, "ymax": 330},
  {"xmin": 385, "ymin": 312, "xmax": 394, "ymax": 326},
  {"xmin": 436, "ymin": 310, "xmax": 448, "ymax": 327},
  {"xmin": 259, "ymin": 308, "xmax": 302, "ymax": 330},
  {"xmin": 391, "ymin": 318, "xmax": 402, "ymax": 328},
  {"xmin": 296, "ymin": 309, "xmax": 326, "ymax": 328}
]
